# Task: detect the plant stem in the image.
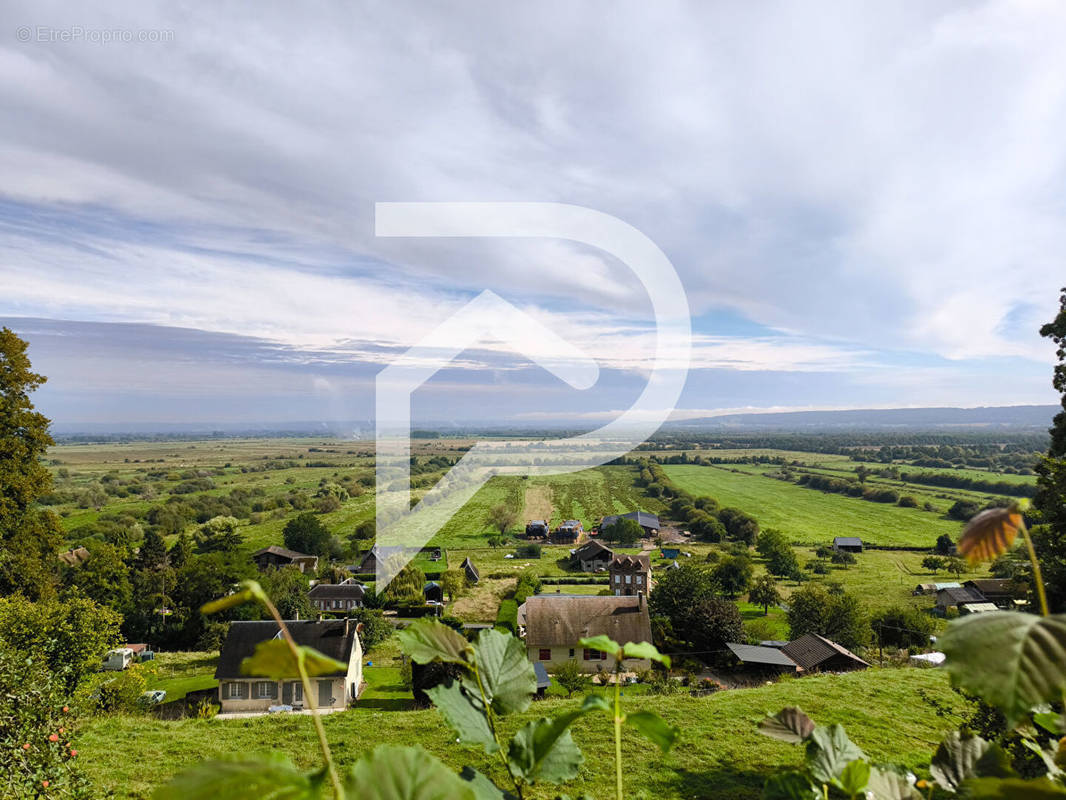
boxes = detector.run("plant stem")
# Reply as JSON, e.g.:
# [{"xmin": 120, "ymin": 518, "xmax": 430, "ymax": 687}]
[
  {"xmin": 261, "ymin": 595, "xmax": 344, "ymax": 800},
  {"xmin": 614, "ymin": 653, "xmax": 624, "ymax": 800},
  {"xmin": 472, "ymin": 660, "xmax": 524, "ymax": 800},
  {"xmin": 1021, "ymin": 525, "xmax": 1049, "ymax": 617}
]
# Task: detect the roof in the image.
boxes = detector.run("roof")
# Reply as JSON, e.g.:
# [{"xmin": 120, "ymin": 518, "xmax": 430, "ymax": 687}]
[
  {"xmin": 252, "ymin": 545, "xmax": 314, "ymax": 561},
  {"xmin": 308, "ymin": 581, "xmax": 365, "ymax": 600},
  {"xmin": 760, "ymin": 640, "xmax": 790, "ymax": 648},
  {"xmin": 532, "ymin": 661, "xmax": 551, "ymax": 690},
  {"xmin": 610, "ymin": 553, "xmax": 650, "ymax": 571},
  {"xmin": 215, "ymin": 620, "xmax": 358, "ymax": 679},
  {"xmin": 726, "ymin": 643, "xmax": 797, "ymax": 668},
  {"xmin": 601, "ymin": 511, "xmax": 659, "ymax": 530},
  {"xmin": 462, "ymin": 557, "xmax": 480, "ymax": 580},
  {"xmin": 781, "ymin": 634, "xmax": 869, "ymax": 671},
  {"xmin": 528, "ymin": 520, "xmax": 547, "ymax": 527},
  {"xmin": 934, "ymin": 582, "xmax": 962, "ymax": 591},
  {"xmin": 58, "ymin": 546, "xmax": 90, "ymax": 566},
  {"xmin": 910, "ymin": 652, "xmax": 946, "ymax": 666},
  {"xmin": 961, "ymin": 602, "xmax": 1000, "ymax": 613},
  {"xmin": 833, "ymin": 537, "xmax": 863, "ymax": 547},
  {"xmin": 559, "ymin": 520, "xmax": 582, "ymax": 529},
  {"xmin": 522, "ymin": 595, "xmax": 652, "ymax": 649},
  {"xmin": 572, "ymin": 540, "xmax": 613, "ymax": 561},
  {"xmin": 937, "ymin": 586, "xmax": 987, "ymax": 606},
  {"xmin": 964, "ymin": 579, "xmax": 1014, "ymax": 595}
]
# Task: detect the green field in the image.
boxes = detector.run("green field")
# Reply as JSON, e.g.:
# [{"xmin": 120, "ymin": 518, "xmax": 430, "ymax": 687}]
[
  {"xmin": 664, "ymin": 464, "xmax": 968, "ymax": 547},
  {"xmin": 78, "ymin": 667, "xmax": 972, "ymax": 800}
]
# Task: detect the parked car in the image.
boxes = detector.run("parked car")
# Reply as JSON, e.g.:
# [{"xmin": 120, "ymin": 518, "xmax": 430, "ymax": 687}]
[{"xmin": 139, "ymin": 690, "xmax": 167, "ymax": 706}]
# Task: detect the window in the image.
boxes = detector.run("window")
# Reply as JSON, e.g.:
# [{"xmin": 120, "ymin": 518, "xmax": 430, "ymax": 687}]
[
  {"xmin": 292, "ymin": 682, "xmax": 303, "ymax": 702},
  {"xmin": 255, "ymin": 681, "xmax": 275, "ymax": 699},
  {"xmin": 614, "ymin": 574, "xmax": 621, "ymax": 583},
  {"xmin": 227, "ymin": 682, "xmax": 242, "ymax": 699},
  {"xmin": 625, "ymin": 574, "xmax": 632, "ymax": 584},
  {"xmin": 583, "ymin": 649, "xmax": 604, "ymax": 661},
  {"xmin": 538, "ymin": 649, "xmax": 551, "ymax": 661},
  {"xmin": 569, "ymin": 648, "xmax": 575, "ymax": 658},
  {"xmin": 636, "ymin": 575, "xmax": 643, "ymax": 585}
]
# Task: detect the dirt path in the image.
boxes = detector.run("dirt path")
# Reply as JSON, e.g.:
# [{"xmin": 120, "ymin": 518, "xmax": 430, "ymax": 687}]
[{"xmin": 523, "ymin": 483, "xmax": 554, "ymax": 523}]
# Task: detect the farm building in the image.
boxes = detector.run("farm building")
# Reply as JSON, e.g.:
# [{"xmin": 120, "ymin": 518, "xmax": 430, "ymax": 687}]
[
  {"xmin": 913, "ymin": 581, "xmax": 961, "ymax": 596},
  {"xmin": 660, "ymin": 547, "xmax": 680, "ymax": 559},
  {"xmin": 423, "ymin": 581, "xmax": 444, "ymax": 603},
  {"xmin": 518, "ymin": 594, "xmax": 652, "ymax": 673},
  {"xmin": 959, "ymin": 602, "xmax": 999, "ymax": 615},
  {"xmin": 571, "ymin": 540, "xmax": 613, "ymax": 572},
  {"xmin": 936, "ymin": 586, "xmax": 988, "ymax": 614},
  {"xmin": 832, "ymin": 537, "xmax": 863, "ymax": 553},
  {"xmin": 215, "ymin": 619, "xmax": 363, "ymax": 713},
  {"xmin": 963, "ymin": 579, "xmax": 1021, "ymax": 608},
  {"xmin": 252, "ymin": 546, "xmax": 319, "ymax": 574},
  {"xmin": 59, "ymin": 546, "xmax": 90, "ymax": 567},
  {"xmin": 355, "ymin": 545, "xmax": 403, "ymax": 575},
  {"xmin": 525, "ymin": 520, "xmax": 549, "ymax": 538},
  {"xmin": 726, "ymin": 633, "xmax": 867, "ymax": 674},
  {"xmin": 102, "ymin": 647, "xmax": 136, "ymax": 671},
  {"xmin": 308, "ymin": 579, "xmax": 365, "ymax": 613},
  {"xmin": 462, "ymin": 557, "xmax": 480, "ymax": 584},
  {"xmin": 609, "ymin": 553, "xmax": 651, "ymax": 596},
  {"xmin": 551, "ymin": 520, "xmax": 583, "ymax": 544},
  {"xmin": 599, "ymin": 511, "xmax": 659, "ymax": 537}
]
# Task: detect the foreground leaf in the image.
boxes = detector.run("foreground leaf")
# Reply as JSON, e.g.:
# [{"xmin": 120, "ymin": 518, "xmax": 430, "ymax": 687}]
[
  {"xmin": 834, "ymin": 760, "xmax": 870, "ymax": 795},
  {"xmin": 758, "ymin": 707, "xmax": 816, "ymax": 744},
  {"xmin": 458, "ymin": 767, "xmax": 515, "ymax": 800},
  {"xmin": 805, "ymin": 724, "xmax": 865, "ymax": 784},
  {"xmin": 581, "ymin": 693, "xmax": 611, "ymax": 713},
  {"xmin": 957, "ymin": 505, "xmax": 1025, "ymax": 564},
  {"xmin": 621, "ymin": 641, "xmax": 671, "ymax": 667},
  {"xmin": 201, "ymin": 588, "xmax": 256, "ymax": 615},
  {"xmin": 940, "ymin": 612, "xmax": 1066, "ymax": 727},
  {"xmin": 398, "ymin": 619, "xmax": 474, "ymax": 666},
  {"xmin": 578, "ymin": 635, "xmax": 621, "ymax": 657},
  {"xmin": 345, "ymin": 745, "xmax": 476, "ymax": 800},
  {"xmin": 240, "ymin": 639, "xmax": 346, "ymax": 680},
  {"xmin": 625, "ymin": 711, "xmax": 679, "ymax": 753},
  {"xmin": 507, "ymin": 714, "xmax": 585, "ymax": 784},
  {"xmin": 425, "ymin": 681, "xmax": 497, "ymax": 753},
  {"xmin": 469, "ymin": 628, "xmax": 536, "ymax": 715},
  {"xmin": 930, "ymin": 730, "xmax": 993, "ymax": 791},
  {"xmin": 865, "ymin": 767, "xmax": 921, "ymax": 800},
  {"xmin": 153, "ymin": 753, "xmax": 317, "ymax": 799}
]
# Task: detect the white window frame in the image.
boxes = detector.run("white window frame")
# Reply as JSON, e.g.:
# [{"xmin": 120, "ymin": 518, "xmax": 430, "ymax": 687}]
[
  {"xmin": 625, "ymin": 574, "xmax": 632, "ymax": 584},
  {"xmin": 256, "ymin": 681, "xmax": 274, "ymax": 699},
  {"xmin": 227, "ymin": 682, "xmax": 242, "ymax": 699}
]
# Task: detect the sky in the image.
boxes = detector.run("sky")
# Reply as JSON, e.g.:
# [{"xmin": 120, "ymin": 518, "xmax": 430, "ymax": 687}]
[{"xmin": 0, "ymin": 0, "xmax": 1063, "ymax": 430}]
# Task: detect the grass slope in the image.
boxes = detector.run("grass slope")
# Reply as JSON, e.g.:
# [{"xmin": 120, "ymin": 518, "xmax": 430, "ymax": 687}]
[{"xmin": 78, "ymin": 667, "xmax": 970, "ymax": 800}]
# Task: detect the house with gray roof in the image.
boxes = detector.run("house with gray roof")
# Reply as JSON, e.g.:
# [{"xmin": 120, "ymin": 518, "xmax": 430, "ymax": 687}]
[
  {"xmin": 308, "ymin": 578, "xmax": 365, "ymax": 613},
  {"xmin": 215, "ymin": 619, "xmax": 363, "ymax": 713},
  {"xmin": 600, "ymin": 511, "xmax": 660, "ymax": 536}
]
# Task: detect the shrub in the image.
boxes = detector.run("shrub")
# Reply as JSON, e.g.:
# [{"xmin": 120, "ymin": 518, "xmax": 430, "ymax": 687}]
[{"xmin": 495, "ymin": 599, "xmax": 518, "ymax": 633}]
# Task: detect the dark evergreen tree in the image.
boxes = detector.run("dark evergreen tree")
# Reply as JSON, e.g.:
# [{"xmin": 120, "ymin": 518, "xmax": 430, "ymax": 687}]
[{"xmin": 1034, "ymin": 287, "xmax": 1066, "ymax": 611}]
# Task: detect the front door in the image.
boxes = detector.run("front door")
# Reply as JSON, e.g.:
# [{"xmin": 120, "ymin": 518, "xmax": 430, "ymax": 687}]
[
  {"xmin": 318, "ymin": 679, "xmax": 333, "ymax": 707},
  {"xmin": 282, "ymin": 682, "xmax": 292, "ymax": 704}
]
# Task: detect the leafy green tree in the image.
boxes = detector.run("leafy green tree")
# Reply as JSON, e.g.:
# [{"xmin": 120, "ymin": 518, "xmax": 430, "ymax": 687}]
[
  {"xmin": 67, "ymin": 541, "xmax": 132, "ymax": 613},
  {"xmin": 350, "ymin": 607, "xmax": 391, "ymax": 651},
  {"xmin": 195, "ymin": 515, "xmax": 242, "ymax": 553},
  {"xmin": 552, "ymin": 659, "xmax": 591, "ymax": 698},
  {"xmin": 686, "ymin": 596, "xmax": 744, "ymax": 654},
  {"xmin": 169, "ymin": 531, "xmax": 193, "ymax": 568},
  {"xmin": 935, "ymin": 533, "xmax": 955, "ymax": 556},
  {"xmin": 384, "ymin": 561, "xmax": 425, "ymax": 604},
  {"xmin": 922, "ymin": 555, "xmax": 946, "ymax": 573},
  {"xmin": 136, "ymin": 528, "xmax": 169, "ymax": 572},
  {"xmin": 257, "ymin": 566, "xmax": 313, "ymax": 621},
  {"xmin": 487, "ymin": 535, "xmax": 504, "ymax": 549},
  {"xmin": 831, "ymin": 550, "xmax": 857, "ymax": 569},
  {"xmin": 485, "ymin": 504, "xmax": 518, "ymax": 537},
  {"xmin": 440, "ymin": 569, "xmax": 466, "ymax": 602},
  {"xmin": 756, "ymin": 528, "xmax": 789, "ymax": 559},
  {"xmin": 719, "ymin": 507, "xmax": 759, "ymax": 546},
  {"xmin": 749, "ymin": 574, "xmax": 781, "ymax": 615},
  {"xmin": 600, "ymin": 517, "xmax": 642, "ymax": 545},
  {"xmin": 0, "ymin": 595, "xmax": 121, "ymax": 691},
  {"xmin": 282, "ymin": 512, "xmax": 331, "ymax": 556},
  {"xmin": 871, "ymin": 606, "xmax": 935, "ymax": 649},
  {"xmin": 946, "ymin": 557, "xmax": 967, "ymax": 577},
  {"xmin": 766, "ymin": 542, "xmax": 801, "ymax": 578},
  {"xmin": 0, "ymin": 328, "xmax": 62, "ymax": 600},
  {"xmin": 712, "ymin": 554, "xmax": 753, "ymax": 597},
  {"xmin": 786, "ymin": 583, "xmax": 871, "ymax": 649},
  {"xmin": 1033, "ymin": 287, "xmax": 1066, "ymax": 611},
  {"xmin": 649, "ymin": 563, "xmax": 716, "ymax": 648}
]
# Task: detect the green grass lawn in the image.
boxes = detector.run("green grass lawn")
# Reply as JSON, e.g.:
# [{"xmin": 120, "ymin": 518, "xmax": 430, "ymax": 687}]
[
  {"xmin": 664, "ymin": 464, "xmax": 966, "ymax": 547},
  {"xmin": 77, "ymin": 666, "xmax": 972, "ymax": 800},
  {"xmin": 147, "ymin": 651, "xmax": 219, "ymax": 703}
]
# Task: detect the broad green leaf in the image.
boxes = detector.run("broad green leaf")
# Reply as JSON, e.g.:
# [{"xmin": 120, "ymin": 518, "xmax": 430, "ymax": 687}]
[
  {"xmin": 865, "ymin": 767, "xmax": 921, "ymax": 800},
  {"xmin": 507, "ymin": 713, "xmax": 585, "ymax": 784},
  {"xmin": 201, "ymin": 589, "xmax": 255, "ymax": 615},
  {"xmin": 805, "ymin": 724, "xmax": 865, "ymax": 785},
  {"xmin": 1021, "ymin": 738, "xmax": 1065, "ymax": 779},
  {"xmin": 425, "ymin": 681, "xmax": 497, "ymax": 753},
  {"xmin": 345, "ymin": 745, "xmax": 476, "ymax": 800},
  {"xmin": 761, "ymin": 771, "xmax": 819, "ymax": 800},
  {"xmin": 758, "ymin": 707, "xmax": 816, "ymax": 744},
  {"xmin": 834, "ymin": 760, "xmax": 870, "ymax": 796},
  {"xmin": 957, "ymin": 505, "xmax": 1025, "ymax": 564},
  {"xmin": 153, "ymin": 753, "xmax": 316, "ymax": 799},
  {"xmin": 625, "ymin": 711, "xmax": 679, "ymax": 753},
  {"xmin": 621, "ymin": 641, "xmax": 671, "ymax": 667},
  {"xmin": 457, "ymin": 767, "xmax": 515, "ymax": 800},
  {"xmin": 398, "ymin": 619, "xmax": 474, "ymax": 666},
  {"xmin": 581, "ymin": 693, "xmax": 611, "ymax": 713},
  {"xmin": 469, "ymin": 628, "xmax": 536, "ymax": 715},
  {"xmin": 240, "ymin": 639, "xmax": 346, "ymax": 680},
  {"xmin": 1034, "ymin": 712, "xmax": 1066, "ymax": 735},
  {"xmin": 940, "ymin": 612, "xmax": 1066, "ymax": 727},
  {"xmin": 578, "ymin": 635, "xmax": 621, "ymax": 657},
  {"xmin": 974, "ymin": 742, "xmax": 1016, "ymax": 779},
  {"xmin": 930, "ymin": 730, "xmax": 993, "ymax": 791},
  {"xmin": 960, "ymin": 777, "xmax": 1066, "ymax": 799}
]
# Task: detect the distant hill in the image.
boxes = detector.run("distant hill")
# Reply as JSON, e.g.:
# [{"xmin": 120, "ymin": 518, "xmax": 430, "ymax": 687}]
[{"xmin": 670, "ymin": 405, "xmax": 1058, "ymax": 431}]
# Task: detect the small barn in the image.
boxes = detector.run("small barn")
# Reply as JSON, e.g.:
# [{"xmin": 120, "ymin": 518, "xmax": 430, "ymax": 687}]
[
  {"xmin": 725, "ymin": 643, "xmax": 798, "ymax": 674},
  {"xmin": 252, "ymin": 546, "xmax": 319, "ymax": 574},
  {"xmin": 571, "ymin": 540, "xmax": 613, "ymax": 572},
  {"xmin": 600, "ymin": 511, "xmax": 659, "ymax": 537},
  {"xmin": 780, "ymin": 634, "xmax": 869, "ymax": 672},
  {"xmin": 551, "ymin": 520, "xmax": 583, "ymax": 544},
  {"xmin": 936, "ymin": 586, "xmax": 987, "ymax": 614},
  {"xmin": 832, "ymin": 537, "xmax": 863, "ymax": 553},
  {"xmin": 423, "ymin": 582, "xmax": 444, "ymax": 603},
  {"xmin": 963, "ymin": 579, "xmax": 1018, "ymax": 608},
  {"xmin": 525, "ymin": 520, "xmax": 549, "ymax": 539},
  {"xmin": 462, "ymin": 557, "xmax": 480, "ymax": 585}
]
